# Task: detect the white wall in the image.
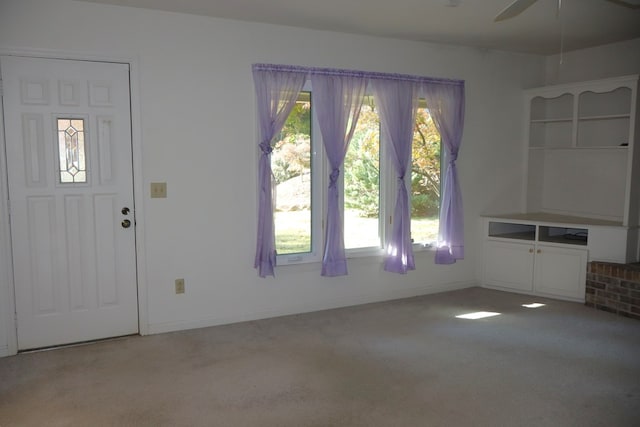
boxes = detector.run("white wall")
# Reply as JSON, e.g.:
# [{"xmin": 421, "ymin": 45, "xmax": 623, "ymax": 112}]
[
  {"xmin": 545, "ymin": 38, "xmax": 640, "ymax": 85},
  {"xmin": 0, "ymin": 0, "xmax": 545, "ymax": 353}
]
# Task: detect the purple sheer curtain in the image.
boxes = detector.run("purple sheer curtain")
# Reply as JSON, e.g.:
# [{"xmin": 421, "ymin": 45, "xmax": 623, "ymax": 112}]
[
  {"xmin": 423, "ymin": 82, "xmax": 465, "ymax": 264},
  {"xmin": 253, "ymin": 67, "xmax": 307, "ymax": 277},
  {"xmin": 372, "ymin": 79, "xmax": 420, "ymax": 274},
  {"xmin": 311, "ymin": 73, "xmax": 368, "ymax": 276}
]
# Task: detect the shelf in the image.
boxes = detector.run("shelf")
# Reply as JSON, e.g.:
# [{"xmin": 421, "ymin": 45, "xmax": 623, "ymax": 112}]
[
  {"xmin": 578, "ymin": 114, "xmax": 630, "ymax": 121},
  {"xmin": 530, "ymin": 118, "xmax": 573, "ymax": 123},
  {"xmin": 488, "ymin": 221, "xmax": 535, "ymax": 241},
  {"xmin": 529, "ymin": 146, "xmax": 628, "ymax": 151},
  {"xmin": 489, "ymin": 231, "xmax": 536, "ymax": 241},
  {"xmin": 530, "ymin": 93, "xmax": 573, "ymax": 123},
  {"xmin": 539, "ymin": 226, "xmax": 588, "ymax": 246},
  {"xmin": 486, "ymin": 221, "xmax": 589, "ymax": 246},
  {"xmin": 485, "ymin": 213, "xmax": 622, "ymax": 227},
  {"xmin": 577, "ymin": 115, "xmax": 630, "ymax": 148},
  {"xmin": 578, "ymin": 87, "xmax": 632, "ymax": 117}
]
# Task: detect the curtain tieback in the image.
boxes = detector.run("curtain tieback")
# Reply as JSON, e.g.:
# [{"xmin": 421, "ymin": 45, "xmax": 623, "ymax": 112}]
[
  {"xmin": 329, "ymin": 168, "xmax": 340, "ymax": 189},
  {"xmin": 259, "ymin": 141, "xmax": 273, "ymax": 155}
]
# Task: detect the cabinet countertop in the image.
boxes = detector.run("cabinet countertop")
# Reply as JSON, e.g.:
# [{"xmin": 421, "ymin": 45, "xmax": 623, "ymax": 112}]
[{"xmin": 482, "ymin": 212, "xmax": 623, "ymax": 227}]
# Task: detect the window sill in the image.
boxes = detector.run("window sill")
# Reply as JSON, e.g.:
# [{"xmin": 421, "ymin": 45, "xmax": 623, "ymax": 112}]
[
  {"xmin": 346, "ymin": 247, "xmax": 384, "ymax": 259},
  {"xmin": 276, "ymin": 242, "xmax": 435, "ymax": 268},
  {"xmin": 277, "ymin": 253, "xmax": 320, "ymax": 266},
  {"xmin": 413, "ymin": 242, "xmax": 436, "ymax": 252}
]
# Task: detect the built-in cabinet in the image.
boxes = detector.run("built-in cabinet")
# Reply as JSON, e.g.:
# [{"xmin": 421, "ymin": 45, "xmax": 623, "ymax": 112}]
[
  {"xmin": 524, "ymin": 75, "xmax": 639, "ymax": 229},
  {"xmin": 482, "ymin": 217, "xmax": 588, "ymax": 302},
  {"xmin": 482, "ymin": 75, "xmax": 639, "ymax": 301}
]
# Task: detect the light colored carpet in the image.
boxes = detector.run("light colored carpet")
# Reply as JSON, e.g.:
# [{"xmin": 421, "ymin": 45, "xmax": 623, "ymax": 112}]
[{"xmin": 1, "ymin": 287, "xmax": 639, "ymax": 427}]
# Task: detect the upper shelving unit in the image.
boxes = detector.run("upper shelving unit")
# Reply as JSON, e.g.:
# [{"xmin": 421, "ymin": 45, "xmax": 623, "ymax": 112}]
[
  {"xmin": 523, "ymin": 74, "xmax": 639, "ymax": 227},
  {"xmin": 578, "ymin": 87, "xmax": 631, "ymax": 117},
  {"xmin": 577, "ymin": 87, "xmax": 632, "ymax": 149},
  {"xmin": 526, "ymin": 76, "xmax": 636, "ymax": 150},
  {"xmin": 529, "ymin": 92, "xmax": 573, "ymax": 149}
]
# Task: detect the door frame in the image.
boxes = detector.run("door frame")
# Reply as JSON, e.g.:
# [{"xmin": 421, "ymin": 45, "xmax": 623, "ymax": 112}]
[{"xmin": 0, "ymin": 48, "xmax": 148, "ymax": 356}]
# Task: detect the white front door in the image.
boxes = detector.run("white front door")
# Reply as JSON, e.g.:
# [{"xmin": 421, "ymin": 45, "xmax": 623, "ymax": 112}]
[{"xmin": 1, "ymin": 56, "xmax": 138, "ymax": 350}]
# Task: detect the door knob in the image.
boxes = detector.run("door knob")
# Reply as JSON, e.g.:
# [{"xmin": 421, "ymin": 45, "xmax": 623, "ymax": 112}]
[
  {"xmin": 121, "ymin": 219, "xmax": 131, "ymax": 228},
  {"xmin": 121, "ymin": 207, "xmax": 130, "ymax": 215}
]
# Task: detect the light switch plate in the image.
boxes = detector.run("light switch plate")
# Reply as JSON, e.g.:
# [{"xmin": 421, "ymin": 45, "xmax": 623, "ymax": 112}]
[
  {"xmin": 150, "ymin": 182, "xmax": 167, "ymax": 198},
  {"xmin": 175, "ymin": 278, "xmax": 185, "ymax": 294}
]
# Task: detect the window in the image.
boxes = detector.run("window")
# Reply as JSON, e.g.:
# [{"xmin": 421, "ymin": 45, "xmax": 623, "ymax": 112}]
[
  {"xmin": 273, "ymin": 90, "xmax": 321, "ymax": 263},
  {"xmin": 252, "ymin": 64, "xmax": 465, "ymax": 277},
  {"xmin": 344, "ymin": 97, "xmax": 382, "ymax": 250},
  {"xmin": 410, "ymin": 105, "xmax": 441, "ymax": 245},
  {"xmin": 254, "ymin": 64, "xmax": 465, "ymax": 276},
  {"xmin": 273, "ymin": 92, "xmax": 441, "ymax": 263},
  {"xmin": 56, "ymin": 118, "xmax": 87, "ymax": 183}
]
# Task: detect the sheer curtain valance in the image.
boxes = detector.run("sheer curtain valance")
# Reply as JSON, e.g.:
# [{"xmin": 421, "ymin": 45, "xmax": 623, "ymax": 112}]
[{"xmin": 252, "ymin": 64, "xmax": 465, "ymax": 277}]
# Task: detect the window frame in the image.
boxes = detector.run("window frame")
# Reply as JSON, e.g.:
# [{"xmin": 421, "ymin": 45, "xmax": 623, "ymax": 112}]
[
  {"xmin": 343, "ymin": 94, "xmax": 387, "ymax": 257},
  {"xmin": 275, "ymin": 84, "xmax": 324, "ymax": 266},
  {"xmin": 53, "ymin": 113, "xmax": 91, "ymax": 187},
  {"xmin": 273, "ymin": 90, "xmax": 441, "ymax": 266},
  {"xmin": 410, "ymin": 99, "xmax": 442, "ymax": 250}
]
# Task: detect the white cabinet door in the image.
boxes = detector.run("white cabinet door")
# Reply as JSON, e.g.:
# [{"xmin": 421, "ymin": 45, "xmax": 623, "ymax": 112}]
[
  {"xmin": 534, "ymin": 244, "xmax": 587, "ymax": 301},
  {"xmin": 1, "ymin": 56, "xmax": 138, "ymax": 350},
  {"xmin": 483, "ymin": 240, "xmax": 534, "ymax": 292}
]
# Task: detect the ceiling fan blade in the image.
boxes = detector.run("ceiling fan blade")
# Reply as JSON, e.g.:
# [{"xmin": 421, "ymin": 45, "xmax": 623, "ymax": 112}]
[{"xmin": 494, "ymin": 0, "xmax": 539, "ymax": 22}]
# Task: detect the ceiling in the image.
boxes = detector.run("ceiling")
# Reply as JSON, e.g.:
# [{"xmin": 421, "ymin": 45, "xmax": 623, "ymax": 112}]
[{"xmin": 78, "ymin": 0, "xmax": 640, "ymax": 55}]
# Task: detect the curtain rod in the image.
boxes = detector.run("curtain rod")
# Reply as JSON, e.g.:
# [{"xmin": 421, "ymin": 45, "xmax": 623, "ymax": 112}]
[{"xmin": 252, "ymin": 63, "xmax": 464, "ymax": 87}]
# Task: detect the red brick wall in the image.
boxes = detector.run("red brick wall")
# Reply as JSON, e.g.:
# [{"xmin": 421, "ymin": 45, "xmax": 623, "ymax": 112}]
[{"xmin": 586, "ymin": 262, "xmax": 640, "ymax": 320}]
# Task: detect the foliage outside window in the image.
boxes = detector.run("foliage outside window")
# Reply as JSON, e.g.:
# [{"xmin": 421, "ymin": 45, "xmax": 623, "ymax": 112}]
[
  {"xmin": 411, "ymin": 106, "xmax": 441, "ymax": 245},
  {"xmin": 344, "ymin": 99, "xmax": 381, "ymax": 249},
  {"xmin": 273, "ymin": 92, "xmax": 312, "ymax": 255}
]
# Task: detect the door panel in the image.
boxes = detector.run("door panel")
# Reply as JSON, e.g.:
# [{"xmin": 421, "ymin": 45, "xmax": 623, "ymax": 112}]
[
  {"xmin": 483, "ymin": 240, "xmax": 535, "ymax": 292},
  {"xmin": 1, "ymin": 56, "xmax": 138, "ymax": 350},
  {"xmin": 534, "ymin": 244, "xmax": 587, "ymax": 301}
]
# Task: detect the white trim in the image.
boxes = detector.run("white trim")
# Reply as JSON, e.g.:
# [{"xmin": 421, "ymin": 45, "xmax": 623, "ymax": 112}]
[
  {"xmin": 148, "ymin": 280, "xmax": 477, "ymax": 335},
  {"xmin": 274, "ymin": 84, "xmax": 323, "ymax": 267},
  {"xmin": 0, "ymin": 48, "xmax": 148, "ymax": 356},
  {"xmin": 0, "ymin": 72, "xmax": 19, "ymax": 356},
  {"xmin": 128, "ymin": 58, "xmax": 149, "ymax": 336},
  {"xmin": 0, "ymin": 47, "xmax": 138, "ymax": 66}
]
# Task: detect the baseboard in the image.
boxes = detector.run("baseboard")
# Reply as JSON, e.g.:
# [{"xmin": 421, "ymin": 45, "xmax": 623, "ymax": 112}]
[
  {"xmin": 481, "ymin": 284, "xmax": 584, "ymax": 303},
  {"xmin": 147, "ymin": 280, "xmax": 477, "ymax": 335}
]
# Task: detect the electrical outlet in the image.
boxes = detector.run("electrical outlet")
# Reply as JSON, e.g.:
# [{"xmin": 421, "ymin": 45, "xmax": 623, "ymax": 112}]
[
  {"xmin": 150, "ymin": 182, "xmax": 167, "ymax": 198},
  {"xmin": 175, "ymin": 278, "xmax": 185, "ymax": 294}
]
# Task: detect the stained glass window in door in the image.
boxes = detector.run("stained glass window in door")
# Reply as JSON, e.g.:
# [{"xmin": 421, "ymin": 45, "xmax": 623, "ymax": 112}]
[{"xmin": 57, "ymin": 118, "xmax": 87, "ymax": 183}]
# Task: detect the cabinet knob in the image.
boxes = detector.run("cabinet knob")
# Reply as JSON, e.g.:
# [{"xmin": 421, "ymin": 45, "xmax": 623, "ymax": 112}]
[
  {"xmin": 537, "ymin": 249, "xmax": 542, "ymax": 254},
  {"xmin": 529, "ymin": 248, "xmax": 534, "ymax": 253}
]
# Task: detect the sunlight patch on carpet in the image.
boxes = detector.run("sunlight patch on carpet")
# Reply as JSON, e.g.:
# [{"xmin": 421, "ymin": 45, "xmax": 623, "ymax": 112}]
[
  {"xmin": 455, "ymin": 311, "xmax": 501, "ymax": 320},
  {"xmin": 522, "ymin": 303, "xmax": 546, "ymax": 308}
]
